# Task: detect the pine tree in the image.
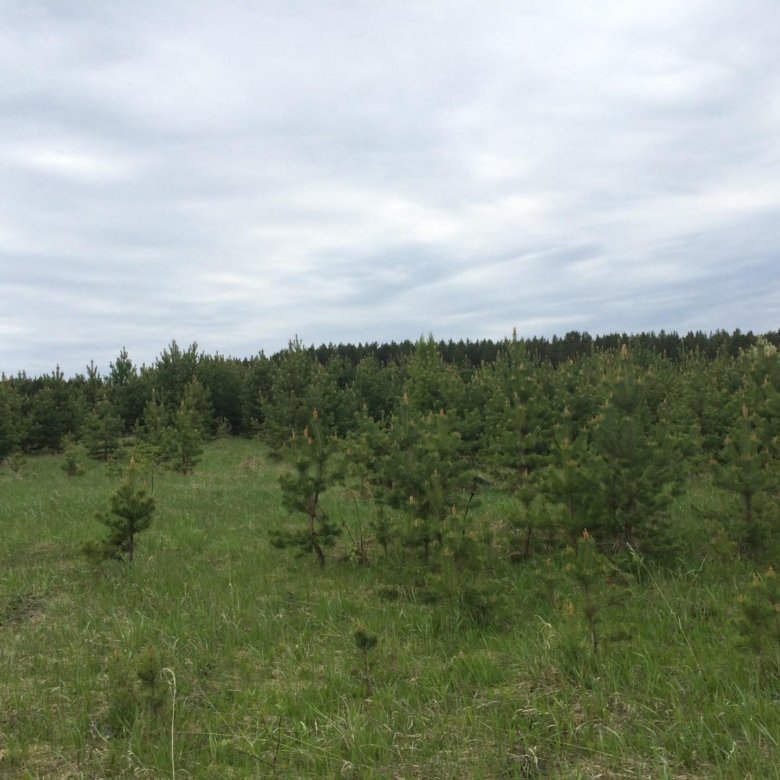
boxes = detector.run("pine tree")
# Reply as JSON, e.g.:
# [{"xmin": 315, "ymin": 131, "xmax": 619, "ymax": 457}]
[
  {"xmin": 737, "ymin": 567, "xmax": 780, "ymax": 675},
  {"xmin": 0, "ymin": 382, "xmax": 25, "ymax": 460},
  {"xmin": 240, "ymin": 352, "xmax": 273, "ymax": 434},
  {"xmin": 85, "ymin": 459, "xmax": 155, "ymax": 562},
  {"xmin": 403, "ymin": 335, "xmax": 464, "ymax": 417},
  {"xmin": 140, "ymin": 392, "xmax": 170, "ymax": 454},
  {"xmin": 196, "ymin": 354, "xmax": 244, "ymax": 434},
  {"xmin": 181, "ymin": 377, "xmax": 214, "ymax": 437},
  {"xmin": 25, "ymin": 367, "xmax": 82, "ymax": 452},
  {"xmin": 544, "ymin": 407, "xmax": 594, "ymax": 543},
  {"xmin": 561, "ymin": 530, "xmax": 630, "ymax": 659},
  {"xmin": 152, "ymin": 341, "xmax": 201, "ymax": 412},
  {"xmin": 587, "ymin": 346, "xmax": 681, "ymax": 555},
  {"xmin": 61, "ymin": 435, "xmax": 86, "ymax": 476},
  {"xmin": 107, "ymin": 347, "xmax": 146, "ymax": 431},
  {"xmin": 360, "ymin": 394, "xmax": 474, "ymax": 563},
  {"xmin": 716, "ymin": 404, "xmax": 779, "ymax": 557},
  {"xmin": 264, "ymin": 338, "xmax": 318, "ymax": 453},
  {"xmin": 273, "ymin": 409, "xmax": 342, "ymax": 566},
  {"xmin": 166, "ymin": 400, "xmax": 204, "ymax": 475},
  {"xmin": 479, "ymin": 336, "xmax": 555, "ymax": 558},
  {"xmin": 80, "ymin": 360, "xmax": 103, "ymax": 410},
  {"xmin": 742, "ymin": 339, "xmax": 780, "ymax": 461},
  {"xmin": 82, "ymin": 393, "xmax": 124, "ymax": 461},
  {"xmin": 352, "ymin": 355, "xmax": 401, "ymax": 421}
]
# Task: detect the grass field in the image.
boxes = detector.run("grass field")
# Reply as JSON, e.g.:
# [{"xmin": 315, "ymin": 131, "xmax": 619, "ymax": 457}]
[{"xmin": 1, "ymin": 438, "xmax": 778, "ymax": 778}]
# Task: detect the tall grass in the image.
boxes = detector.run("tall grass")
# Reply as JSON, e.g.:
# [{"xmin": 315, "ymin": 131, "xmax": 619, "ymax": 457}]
[{"xmin": 0, "ymin": 439, "xmax": 777, "ymax": 778}]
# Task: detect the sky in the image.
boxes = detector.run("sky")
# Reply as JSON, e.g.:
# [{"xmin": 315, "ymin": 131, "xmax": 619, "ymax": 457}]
[{"xmin": 1, "ymin": 0, "xmax": 779, "ymax": 377}]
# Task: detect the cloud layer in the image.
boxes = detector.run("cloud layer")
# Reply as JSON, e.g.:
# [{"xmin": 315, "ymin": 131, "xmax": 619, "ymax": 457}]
[{"xmin": 1, "ymin": 0, "xmax": 779, "ymax": 375}]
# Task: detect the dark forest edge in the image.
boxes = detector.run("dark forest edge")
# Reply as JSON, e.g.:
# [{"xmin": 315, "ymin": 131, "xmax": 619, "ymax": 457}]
[
  {"xmin": 0, "ymin": 330, "xmax": 780, "ymax": 450},
  {"xmin": 1, "ymin": 326, "xmax": 779, "ymax": 565}
]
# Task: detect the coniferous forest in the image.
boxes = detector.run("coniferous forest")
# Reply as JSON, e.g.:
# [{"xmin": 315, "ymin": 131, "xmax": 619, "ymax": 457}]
[{"xmin": 1, "ymin": 328, "xmax": 779, "ymax": 777}]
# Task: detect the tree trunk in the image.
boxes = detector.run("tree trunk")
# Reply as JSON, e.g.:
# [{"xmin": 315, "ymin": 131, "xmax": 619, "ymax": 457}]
[{"xmin": 308, "ymin": 507, "xmax": 325, "ymax": 567}]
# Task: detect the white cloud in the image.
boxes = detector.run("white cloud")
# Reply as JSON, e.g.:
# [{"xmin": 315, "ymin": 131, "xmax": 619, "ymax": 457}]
[{"xmin": 0, "ymin": 0, "xmax": 779, "ymax": 375}]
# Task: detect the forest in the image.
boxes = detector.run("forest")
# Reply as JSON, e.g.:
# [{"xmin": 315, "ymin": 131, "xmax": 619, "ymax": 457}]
[
  {"xmin": 1, "ymin": 327, "xmax": 779, "ymax": 777},
  {"xmin": 2, "ymin": 327, "xmax": 779, "ymax": 561}
]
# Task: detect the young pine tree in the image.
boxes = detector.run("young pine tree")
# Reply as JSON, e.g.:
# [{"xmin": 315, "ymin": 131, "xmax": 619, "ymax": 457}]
[
  {"xmin": 362, "ymin": 394, "xmax": 474, "ymax": 564},
  {"xmin": 82, "ymin": 392, "xmax": 124, "ymax": 461},
  {"xmin": 716, "ymin": 404, "xmax": 779, "ymax": 557},
  {"xmin": 0, "ymin": 382, "xmax": 25, "ymax": 460},
  {"xmin": 165, "ymin": 400, "xmax": 204, "ymax": 475},
  {"xmin": 272, "ymin": 409, "xmax": 342, "ymax": 566},
  {"xmin": 85, "ymin": 459, "xmax": 156, "ymax": 562},
  {"xmin": 588, "ymin": 347, "xmax": 681, "ymax": 556},
  {"xmin": 561, "ymin": 530, "xmax": 631, "ymax": 661},
  {"xmin": 61, "ymin": 435, "xmax": 86, "ymax": 477},
  {"xmin": 737, "ymin": 567, "xmax": 780, "ymax": 676},
  {"xmin": 544, "ymin": 408, "xmax": 595, "ymax": 544}
]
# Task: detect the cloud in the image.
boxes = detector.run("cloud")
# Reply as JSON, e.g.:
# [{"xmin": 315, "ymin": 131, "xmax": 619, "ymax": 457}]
[{"xmin": 1, "ymin": 0, "xmax": 779, "ymax": 375}]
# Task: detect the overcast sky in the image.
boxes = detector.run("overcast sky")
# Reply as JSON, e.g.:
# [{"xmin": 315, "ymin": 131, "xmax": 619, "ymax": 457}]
[{"xmin": 1, "ymin": 1, "xmax": 779, "ymax": 376}]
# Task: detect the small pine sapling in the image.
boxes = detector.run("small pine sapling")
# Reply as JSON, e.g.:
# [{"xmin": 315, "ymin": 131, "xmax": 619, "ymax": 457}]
[
  {"xmin": 545, "ymin": 408, "xmax": 594, "ymax": 543},
  {"xmin": 165, "ymin": 399, "xmax": 204, "ymax": 475},
  {"xmin": 2, "ymin": 450, "xmax": 26, "ymax": 478},
  {"xmin": 104, "ymin": 646, "xmax": 168, "ymax": 736},
  {"xmin": 82, "ymin": 393, "xmax": 124, "ymax": 461},
  {"xmin": 737, "ymin": 567, "xmax": 780, "ymax": 677},
  {"xmin": 85, "ymin": 458, "xmax": 156, "ymax": 562},
  {"xmin": 272, "ymin": 409, "xmax": 342, "ymax": 566},
  {"xmin": 61, "ymin": 435, "xmax": 86, "ymax": 477},
  {"xmin": 381, "ymin": 399, "xmax": 473, "ymax": 564},
  {"xmin": 353, "ymin": 626, "xmax": 378, "ymax": 698},
  {"xmin": 128, "ymin": 440, "xmax": 165, "ymax": 493},
  {"xmin": 716, "ymin": 404, "xmax": 779, "ymax": 557},
  {"xmin": 562, "ymin": 530, "xmax": 630, "ymax": 658},
  {"xmin": 500, "ymin": 472, "xmax": 552, "ymax": 561},
  {"xmin": 588, "ymin": 347, "xmax": 680, "ymax": 555}
]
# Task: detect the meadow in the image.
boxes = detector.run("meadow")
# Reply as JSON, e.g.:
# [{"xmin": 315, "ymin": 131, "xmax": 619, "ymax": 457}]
[{"xmin": 1, "ymin": 437, "xmax": 778, "ymax": 779}]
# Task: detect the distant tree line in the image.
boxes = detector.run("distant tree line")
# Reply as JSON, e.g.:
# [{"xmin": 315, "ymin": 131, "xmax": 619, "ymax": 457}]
[
  {"xmin": 1, "ymin": 327, "xmax": 779, "ymax": 563},
  {"xmin": 0, "ymin": 328, "xmax": 778, "ymax": 456}
]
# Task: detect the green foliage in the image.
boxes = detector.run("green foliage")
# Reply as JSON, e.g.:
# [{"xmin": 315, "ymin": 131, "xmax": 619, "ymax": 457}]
[
  {"xmin": 716, "ymin": 404, "xmax": 780, "ymax": 557},
  {"xmin": 104, "ymin": 646, "xmax": 168, "ymax": 736},
  {"xmin": 4, "ymin": 438, "xmax": 780, "ymax": 778},
  {"xmin": 544, "ymin": 411, "xmax": 594, "ymax": 542},
  {"xmin": 500, "ymin": 478, "xmax": 560, "ymax": 561},
  {"xmin": 353, "ymin": 626, "xmax": 378, "ymax": 697},
  {"xmin": 587, "ymin": 348, "xmax": 682, "ymax": 554},
  {"xmin": 0, "ymin": 382, "xmax": 25, "ymax": 459},
  {"xmin": 151, "ymin": 340, "xmax": 201, "ymax": 412},
  {"xmin": 81, "ymin": 393, "xmax": 124, "ymax": 461},
  {"xmin": 181, "ymin": 377, "xmax": 213, "ymax": 437},
  {"xmin": 273, "ymin": 409, "xmax": 342, "ymax": 566},
  {"xmin": 125, "ymin": 439, "xmax": 166, "ymax": 492},
  {"xmin": 138, "ymin": 389, "xmax": 205, "ymax": 475},
  {"xmin": 481, "ymin": 336, "xmax": 551, "ymax": 475},
  {"xmin": 737, "ymin": 567, "xmax": 780, "ymax": 675},
  {"xmin": 140, "ymin": 391, "xmax": 169, "ymax": 447},
  {"xmin": 742, "ymin": 339, "xmax": 780, "ymax": 461},
  {"xmin": 355, "ymin": 397, "xmax": 475, "ymax": 563},
  {"xmin": 85, "ymin": 459, "xmax": 156, "ymax": 562},
  {"xmin": 60, "ymin": 435, "xmax": 86, "ymax": 477},
  {"xmin": 165, "ymin": 399, "xmax": 205, "ymax": 475},
  {"xmin": 1, "ymin": 449, "xmax": 27, "ymax": 478},
  {"xmin": 403, "ymin": 335, "xmax": 465, "ymax": 416},
  {"xmin": 107, "ymin": 347, "xmax": 147, "ymax": 431},
  {"xmin": 263, "ymin": 338, "xmax": 347, "ymax": 453},
  {"xmin": 352, "ymin": 355, "xmax": 401, "ymax": 420},
  {"xmin": 240, "ymin": 351, "xmax": 273, "ymax": 433},
  {"xmin": 25, "ymin": 369, "xmax": 82, "ymax": 452},
  {"xmin": 559, "ymin": 531, "xmax": 631, "ymax": 665},
  {"xmin": 196, "ymin": 353, "xmax": 244, "ymax": 433}
]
